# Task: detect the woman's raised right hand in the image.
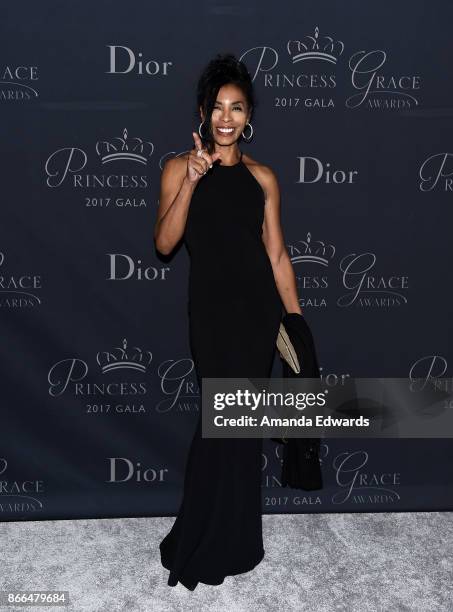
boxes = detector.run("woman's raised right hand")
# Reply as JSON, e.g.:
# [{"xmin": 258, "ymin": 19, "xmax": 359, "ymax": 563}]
[{"xmin": 186, "ymin": 132, "xmax": 222, "ymax": 184}]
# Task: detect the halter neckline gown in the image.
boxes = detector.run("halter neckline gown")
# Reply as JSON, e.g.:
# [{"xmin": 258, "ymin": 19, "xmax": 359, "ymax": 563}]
[{"xmin": 159, "ymin": 148, "xmax": 282, "ymax": 590}]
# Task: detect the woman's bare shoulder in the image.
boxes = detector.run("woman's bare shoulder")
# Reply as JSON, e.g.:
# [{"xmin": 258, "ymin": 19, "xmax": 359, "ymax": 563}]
[
  {"xmin": 242, "ymin": 153, "xmax": 278, "ymax": 199},
  {"xmin": 161, "ymin": 153, "xmax": 190, "ymax": 186},
  {"xmin": 164, "ymin": 152, "xmax": 189, "ymax": 171}
]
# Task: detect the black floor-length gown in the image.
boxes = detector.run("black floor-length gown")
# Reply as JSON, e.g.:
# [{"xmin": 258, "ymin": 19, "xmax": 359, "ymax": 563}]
[{"xmin": 159, "ymin": 149, "xmax": 282, "ymax": 590}]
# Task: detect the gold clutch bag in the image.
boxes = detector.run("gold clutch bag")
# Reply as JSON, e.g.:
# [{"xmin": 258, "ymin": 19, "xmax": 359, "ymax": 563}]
[{"xmin": 276, "ymin": 322, "xmax": 300, "ymax": 374}]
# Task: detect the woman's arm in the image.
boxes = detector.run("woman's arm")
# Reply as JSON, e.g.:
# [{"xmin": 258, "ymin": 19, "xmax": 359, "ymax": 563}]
[
  {"xmin": 154, "ymin": 133, "xmax": 221, "ymax": 255},
  {"xmin": 259, "ymin": 165, "xmax": 303, "ymax": 315},
  {"xmin": 154, "ymin": 157, "xmax": 195, "ymax": 255}
]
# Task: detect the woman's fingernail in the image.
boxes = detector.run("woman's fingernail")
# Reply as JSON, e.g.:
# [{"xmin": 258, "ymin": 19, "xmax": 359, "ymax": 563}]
[{"xmin": 210, "ymin": 164, "xmax": 213, "ymax": 168}]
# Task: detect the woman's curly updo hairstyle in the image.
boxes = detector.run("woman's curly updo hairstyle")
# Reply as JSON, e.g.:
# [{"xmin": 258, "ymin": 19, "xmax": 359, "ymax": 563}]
[{"xmin": 195, "ymin": 52, "xmax": 256, "ymax": 155}]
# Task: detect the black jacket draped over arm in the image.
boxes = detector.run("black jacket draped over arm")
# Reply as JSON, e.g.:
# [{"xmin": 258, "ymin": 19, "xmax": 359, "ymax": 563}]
[{"xmin": 272, "ymin": 313, "xmax": 323, "ymax": 491}]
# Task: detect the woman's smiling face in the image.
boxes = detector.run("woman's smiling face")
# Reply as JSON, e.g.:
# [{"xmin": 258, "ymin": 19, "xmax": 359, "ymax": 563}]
[{"xmin": 201, "ymin": 83, "xmax": 250, "ymax": 145}]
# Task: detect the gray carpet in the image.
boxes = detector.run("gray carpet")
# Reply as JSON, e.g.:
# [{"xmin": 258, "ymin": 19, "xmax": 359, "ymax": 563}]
[{"xmin": 1, "ymin": 512, "xmax": 452, "ymax": 611}]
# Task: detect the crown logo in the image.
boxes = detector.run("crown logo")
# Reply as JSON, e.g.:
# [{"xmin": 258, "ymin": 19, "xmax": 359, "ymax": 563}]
[
  {"xmin": 287, "ymin": 27, "xmax": 344, "ymax": 64},
  {"xmin": 96, "ymin": 338, "xmax": 153, "ymax": 374},
  {"xmin": 95, "ymin": 128, "xmax": 154, "ymax": 165},
  {"xmin": 288, "ymin": 232, "xmax": 336, "ymax": 266}
]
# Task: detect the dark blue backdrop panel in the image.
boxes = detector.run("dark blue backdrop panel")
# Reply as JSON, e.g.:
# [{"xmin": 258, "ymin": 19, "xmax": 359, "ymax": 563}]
[{"xmin": 1, "ymin": 1, "xmax": 453, "ymax": 520}]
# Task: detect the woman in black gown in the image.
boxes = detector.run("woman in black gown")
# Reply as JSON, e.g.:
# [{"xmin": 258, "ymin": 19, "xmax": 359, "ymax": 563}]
[{"xmin": 154, "ymin": 53, "xmax": 303, "ymax": 590}]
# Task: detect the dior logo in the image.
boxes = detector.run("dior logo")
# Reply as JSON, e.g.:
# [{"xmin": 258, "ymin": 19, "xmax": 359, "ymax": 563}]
[
  {"xmin": 106, "ymin": 458, "xmax": 168, "ymax": 482},
  {"xmin": 106, "ymin": 45, "xmax": 173, "ymax": 76},
  {"xmin": 107, "ymin": 254, "xmax": 170, "ymax": 281},
  {"xmin": 296, "ymin": 157, "xmax": 358, "ymax": 184}
]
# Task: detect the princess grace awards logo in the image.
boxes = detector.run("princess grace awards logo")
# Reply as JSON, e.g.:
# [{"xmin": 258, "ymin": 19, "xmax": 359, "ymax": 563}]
[
  {"xmin": 346, "ymin": 50, "xmax": 420, "ymax": 109},
  {"xmin": 240, "ymin": 27, "xmax": 342, "ymax": 109},
  {"xmin": 287, "ymin": 232, "xmax": 334, "ymax": 308},
  {"xmin": 0, "ymin": 251, "xmax": 43, "ymax": 308},
  {"xmin": 47, "ymin": 337, "xmax": 199, "ymax": 415},
  {"xmin": 337, "ymin": 252, "xmax": 409, "ymax": 308},
  {"xmin": 96, "ymin": 128, "xmax": 154, "ymax": 166},
  {"xmin": 0, "ymin": 63, "xmax": 39, "ymax": 102},
  {"xmin": 261, "ymin": 444, "xmax": 324, "ymax": 508},
  {"xmin": 287, "ymin": 28, "xmax": 344, "ymax": 65},
  {"xmin": 45, "ymin": 128, "xmax": 153, "ymax": 209},
  {"xmin": 331, "ymin": 450, "xmax": 401, "ymax": 505},
  {"xmin": 0, "ymin": 459, "xmax": 45, "ymax": 516},
  {"xmin": 419, "ymin": 153, "xmax": 453, "ymax": 191},
  {"xmin": 409, "ymin": 355, "xmax": 451, "ymax": 390},
  {"xmin": 286, "ymin": 233, "xmax": 409, "ymax": 309},
  {"xmin": 239, "ymin": 26, "xmax": 421, "ymax": 110},
  {"xmin": 263, "ymin": 445, "xmax": 401, "ymax": 507}
]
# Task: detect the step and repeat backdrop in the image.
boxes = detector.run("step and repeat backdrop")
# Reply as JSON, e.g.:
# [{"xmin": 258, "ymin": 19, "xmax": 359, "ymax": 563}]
[{"xmin": 2, "ymin": 1, "xmax": 453, "ymax": 521}]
